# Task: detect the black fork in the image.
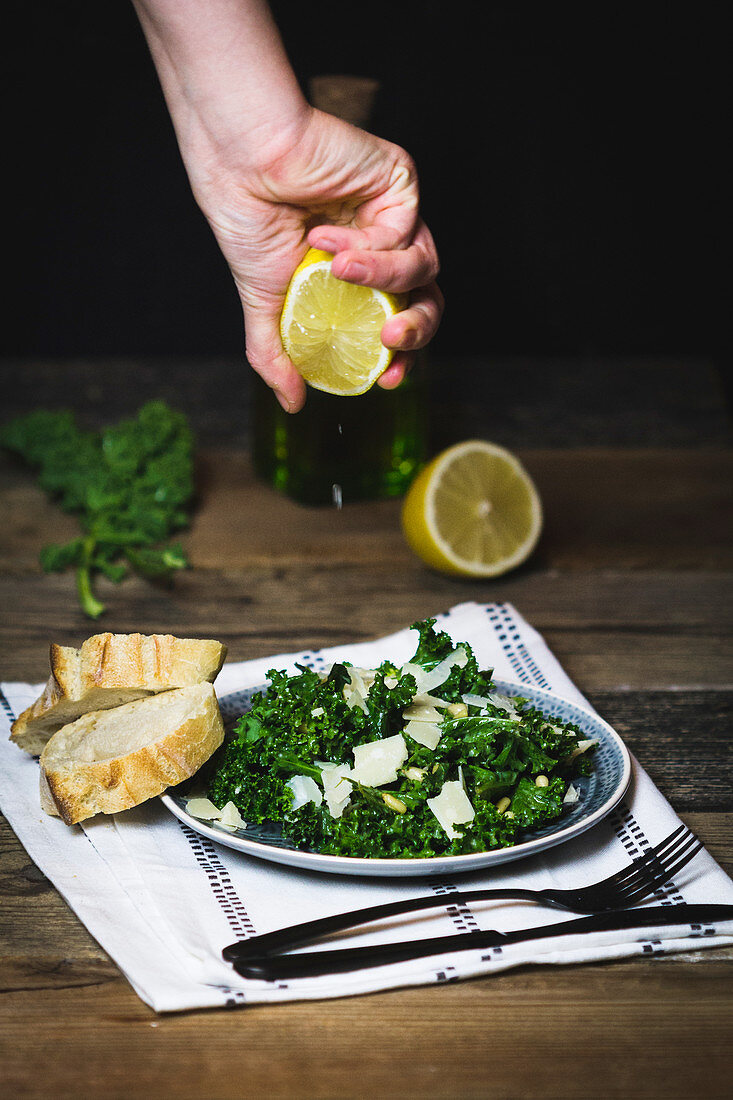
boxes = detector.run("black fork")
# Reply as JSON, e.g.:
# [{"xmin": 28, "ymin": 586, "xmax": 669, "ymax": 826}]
[{"xmin": 223, "ymin": 824, "xmax": 703, "ymax": 963}]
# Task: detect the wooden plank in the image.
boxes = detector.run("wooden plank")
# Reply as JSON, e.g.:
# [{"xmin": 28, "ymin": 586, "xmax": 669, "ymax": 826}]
[
  {"xmin": 1, "ymin": 356, "xmax": 729, "ymax": 447},
  {"xmin": 527, "ymin": 448, "xmax": 733, "ymax": 570},
  {"xmin": 2, "ymin": 448, "xmax": 732, "ymax": 572},
  {"xmin": 0, "ymin": 358, "xmax": 252, "ymax": 449},
  {"xmin": 0, "ymin": 816, "xmax": 106, "ymax": 959},
  {"xmin": 682, "ymin": 812, "xmax": 733, "ymax": 874},
  {"xmin": 178, "ymin": 447, "xmax": 733, "ymax": 570},
  {"xmin": 0, "ymin": 567, "xmax": 730, "ymax": 690},
  {"xmin": 1, "ymin": 960, "xmax": 731, "ymax": 1098},
  {"xmin": 541, "ymin": 629, "xmax": 733, "ymax": 693},
  {"xmin": 0, "ymin": 476, "xmax": 80, "ymax": 568},
  {"xmin": 585, "ymin": 693, "xmax": 733, "ymax": 812}
]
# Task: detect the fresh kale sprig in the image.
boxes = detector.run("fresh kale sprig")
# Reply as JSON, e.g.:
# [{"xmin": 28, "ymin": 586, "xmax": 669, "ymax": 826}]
[{"xmin": 0, "ymin": 401, "xmax": 195, "ymax": 618}]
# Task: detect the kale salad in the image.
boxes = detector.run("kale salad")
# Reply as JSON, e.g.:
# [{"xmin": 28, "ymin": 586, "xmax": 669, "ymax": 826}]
[{"xmin": 205, "ymin": 619, "xmax": 597, "ymax": 859}]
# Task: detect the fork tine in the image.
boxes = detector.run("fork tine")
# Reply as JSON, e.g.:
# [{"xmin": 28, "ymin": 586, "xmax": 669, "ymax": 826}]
[
  {"xmin": 618, "ymin": 855, "xmax": 702, "ymax": 908},
  {"xmin": 589, "ymin": 828, "xmax": 697, "ymax": 907},
  {"xmin": 616, "ymin": 839, "xmax": 704, "ymax": 905},
  {"xmin": 618, "ymin": 829, "xmax": 698, "ymax": 888},
  {"xmin": 598, "ymin": 825, "xmax": 689, "ymax": 890},
  {"xmin": 616, "ymin": 832, "xmax": 700, "ymax": 894}
]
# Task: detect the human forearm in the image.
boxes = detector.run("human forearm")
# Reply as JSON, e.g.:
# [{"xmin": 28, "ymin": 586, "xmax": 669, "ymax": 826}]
[{"xmin": 132, "ymin": 0, "xmax": 309, "ymax": 170}]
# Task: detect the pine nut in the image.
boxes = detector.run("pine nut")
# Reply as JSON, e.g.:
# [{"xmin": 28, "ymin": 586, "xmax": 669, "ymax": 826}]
[
  {"xmin": 535, "ymin": 775, "xmax": 549, "ymax": 787},
  {"xmin": 496, "ymin": 796, "xmax": 511, "ymax": 814}
]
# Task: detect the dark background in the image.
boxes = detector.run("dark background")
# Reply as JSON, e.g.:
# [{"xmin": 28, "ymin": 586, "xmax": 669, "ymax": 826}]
[{"xmin": 2, "ymin": 1, "xmax": 728, "ymax": 375}]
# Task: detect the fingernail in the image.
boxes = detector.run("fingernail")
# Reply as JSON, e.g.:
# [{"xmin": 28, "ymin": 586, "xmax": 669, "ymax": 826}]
[
  {"xmin": 401, "ymin": 326, "xmax": 418, "ymax": 349},
  {"xmin": 315, "ymin": 236, "xmax": 339, "ymax": 252},
  {"xmin": 341, "ymin": 260, "xmax": 369, "ymax": 282},
  {"xmin": 274, "ymin": 388, "xmax": 293, "ymax": 413}
]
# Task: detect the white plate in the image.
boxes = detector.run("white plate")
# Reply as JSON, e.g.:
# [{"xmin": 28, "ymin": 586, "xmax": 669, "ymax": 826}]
[{"xmin": 161, "ymin": 679, "xmax": 631, "ymax": 878}]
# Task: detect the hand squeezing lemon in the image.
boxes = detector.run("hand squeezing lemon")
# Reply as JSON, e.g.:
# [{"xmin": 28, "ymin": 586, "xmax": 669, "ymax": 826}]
[{"xmin": 280, "ymin": 248, "xmax": 406, "ymax": 396}]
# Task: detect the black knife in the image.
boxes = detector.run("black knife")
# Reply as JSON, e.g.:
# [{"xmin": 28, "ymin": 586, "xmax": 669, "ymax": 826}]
[{"xmin": 231, "ymin": 903, "xmax": 733, "ymax": 981}]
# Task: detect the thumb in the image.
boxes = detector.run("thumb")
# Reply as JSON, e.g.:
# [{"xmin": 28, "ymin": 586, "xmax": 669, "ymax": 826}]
[{"xmin": 241, "ymin": 295, "xmax": 306, "ymax": 413}]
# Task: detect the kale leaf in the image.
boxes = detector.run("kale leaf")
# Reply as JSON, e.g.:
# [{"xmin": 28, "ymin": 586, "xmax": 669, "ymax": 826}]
[
  {"xmin": 409, "ymin": 617, "xmax": 455, "ymax": 670},
  {"xmin": 509, "ymin": 776, "xmax": 566, "ymax": 826},
  {"xmin": 0, "ymin": 401, "xmax": 195, "ymax": 618}
]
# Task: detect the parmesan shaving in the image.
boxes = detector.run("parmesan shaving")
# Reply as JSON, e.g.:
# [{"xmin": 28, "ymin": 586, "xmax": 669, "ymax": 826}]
[
  {"xmin": 186, "ymin": 797, "xmax": 246, "ymax": 830},
  {"xmin": 218, "ymin": 801, "xmax": 246, "ymax": 829},
  {"xmin": 342, "ymin": 667, "xmax": 369, "ymax": 712},
  {"xmin": 400, "ymin": 647, "xmax": 469, "ymax": 695},
  {"xmin": 403, "ymin": 719, "xmax": 442, "ymax": 750},
  {"xmin": 427, "ymin": 780, "xmax": 475, "ymax": 839},
  {"xmin": 351, "ymin": 734, "xmax": 408, "ymax": 787},
  {"xmin": 462, "ymin": 691, "xmax": 518, "ymax": 715},
  {"xmin": 287, "ymin": 774, "xmax": 323, "ymax": 810},
  {"xmin": 402, "ymin": 702, "xmax": 443, "ymax": 723},
  {"xmin": 566, "ymin": 738, "xmax": 599, "ymax": 762},
  {"xmin": 320, "ymin": 764, "xmax": 353, "ymax": 819},
  {"xmin": 185, "ymin": 797, "xmax": 223, "ymax": 820}
]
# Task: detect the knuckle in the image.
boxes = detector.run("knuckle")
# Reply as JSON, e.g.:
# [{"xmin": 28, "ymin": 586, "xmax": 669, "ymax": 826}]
[
  {"xmin": 388, "ymin": 150, "xmax": 419, "ymax": 203},
  {"xmin": 431, "ymin": 282, "xmax": 445, "ymax": 313},
  {"xmin": 419, "ymin": 250, "xmax": 440, "ymax": 285}
]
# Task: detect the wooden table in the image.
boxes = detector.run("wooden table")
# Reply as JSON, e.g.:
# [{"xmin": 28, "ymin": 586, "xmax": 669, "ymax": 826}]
[{"xmin": 1, "ymin": 358, "xmax": 731, "ymax": 1098}]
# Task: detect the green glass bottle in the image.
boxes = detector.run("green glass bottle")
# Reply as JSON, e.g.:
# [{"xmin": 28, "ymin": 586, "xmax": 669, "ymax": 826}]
[{"xmin": 250, "ymin": 367, "xmax": 429, "ymax": 505}]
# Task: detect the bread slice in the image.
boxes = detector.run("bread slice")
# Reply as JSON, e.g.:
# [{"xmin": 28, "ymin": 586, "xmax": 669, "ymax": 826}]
[
  {"xmin": 39, "ymin": 682, "xmax": 225, "ymax": 825},
  {"xmin": 11, "ymin": 633, "xmax": 227, "ymax": 755}
]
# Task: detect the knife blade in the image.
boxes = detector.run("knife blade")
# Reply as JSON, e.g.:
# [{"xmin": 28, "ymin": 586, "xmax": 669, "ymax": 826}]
[{"xmin": 232, "ymin": 903, "xmax": 733, "ymax": 981}]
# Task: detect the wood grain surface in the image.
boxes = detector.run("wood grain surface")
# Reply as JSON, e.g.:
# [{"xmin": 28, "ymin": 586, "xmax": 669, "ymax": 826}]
[{"xmin": 1, "ymin": 359, "xmax": 731, "ymax": 1098}]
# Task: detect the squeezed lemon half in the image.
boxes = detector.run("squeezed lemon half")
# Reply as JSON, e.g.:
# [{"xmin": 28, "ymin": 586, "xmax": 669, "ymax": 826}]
[
  {"xmin": 401, "ymin": 440, "xmax": 543, "ymax": 577},
  {"xmin": 280, "ymin": 248, "xmax": 406, "ymax": 396}
]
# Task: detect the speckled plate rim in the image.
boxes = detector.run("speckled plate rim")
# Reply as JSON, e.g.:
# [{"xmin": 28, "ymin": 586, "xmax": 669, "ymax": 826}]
[{"xmin": 161, "ymin": 679, "xmax": 632, "ymax": 878}]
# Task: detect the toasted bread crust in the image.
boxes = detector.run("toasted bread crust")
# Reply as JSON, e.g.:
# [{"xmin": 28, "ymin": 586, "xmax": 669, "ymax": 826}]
[
  {"xmin": 39, "ymin": 683, "xmax": 225, "ymax": 825},
  {"xmin": 39, "ymin": 767, "xmax": 60, "ymax": 817},
  {"xmin": 11, "ymin": 634, "xmax": 227, "ymax": 755}
]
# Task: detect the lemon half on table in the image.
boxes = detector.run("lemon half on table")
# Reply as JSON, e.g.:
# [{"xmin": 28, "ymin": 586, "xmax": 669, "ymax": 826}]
[
  {"xmin": 280, "ymin": 248, "xmax": 407, "ymax": 396},
  {"xmin": 401, "ymin": 440, "xmax": 543, "ymax": 577}
]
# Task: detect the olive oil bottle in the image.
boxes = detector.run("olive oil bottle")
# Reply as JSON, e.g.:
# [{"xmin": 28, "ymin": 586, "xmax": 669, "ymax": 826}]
[{"xmin": 250, "ymin": 368, "xmax": 429, "ymax": 505}]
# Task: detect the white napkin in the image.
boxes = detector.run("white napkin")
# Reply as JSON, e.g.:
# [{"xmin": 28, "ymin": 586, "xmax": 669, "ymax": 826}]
[{"xmin": 1, "ymin": 601, "xmax": 731, "ymax": 1012}]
